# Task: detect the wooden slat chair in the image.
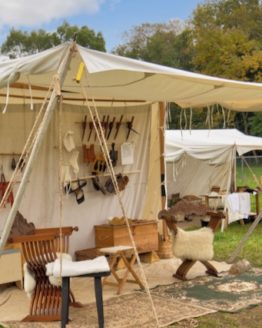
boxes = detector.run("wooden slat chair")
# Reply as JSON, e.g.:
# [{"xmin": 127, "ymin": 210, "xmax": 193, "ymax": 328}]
[
  {"xmin": 158, "ymin": 211, "xmax": 224, "ymax": 281},
  {"xmin": 12, "ymin": 226, "xmax": 79, "ymax": 322}
]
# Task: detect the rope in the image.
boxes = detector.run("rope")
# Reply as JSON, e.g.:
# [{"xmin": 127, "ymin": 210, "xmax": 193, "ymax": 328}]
[
  {"xmin": 82, "ymin": 91, "xmax": 160, "ymax": 327},
  {"xmin": 240, "ymin": 156, "xmax": 261, "ymax": 187},
  {"xmin": 58, "ymin": 96, "xmax": 64, "ymax": 276},
  {"xmin": 0, "ymin": 81, "xmax": 53, "ymax": 209}
]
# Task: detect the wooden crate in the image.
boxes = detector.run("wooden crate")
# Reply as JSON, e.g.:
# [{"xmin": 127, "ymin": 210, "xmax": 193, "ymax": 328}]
[
  {"xmin": 0, "ymin": 249, "xmax": 23, "ymax": 288},
  {"xmin": 94, "ymin": 220, "xmax": 158, "ymax": 253},
  {"xmin": 75, "ymin": 247, "xmax": 100, "ymax": 261}
]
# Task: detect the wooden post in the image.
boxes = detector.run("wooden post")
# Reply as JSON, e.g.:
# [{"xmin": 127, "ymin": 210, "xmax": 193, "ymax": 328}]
[
  {"xmin": 0, "ymin": 42, "xmax": 76, "ymax": 249},
  {"xmin": 159, "ymin": 102, "xmax": 168, "ymax": 240}
]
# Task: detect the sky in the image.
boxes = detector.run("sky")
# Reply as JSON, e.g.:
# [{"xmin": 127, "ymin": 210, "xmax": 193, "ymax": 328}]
[{"xmin": 0, "ymin": 0, "xmax": 205, "ymax": 52}]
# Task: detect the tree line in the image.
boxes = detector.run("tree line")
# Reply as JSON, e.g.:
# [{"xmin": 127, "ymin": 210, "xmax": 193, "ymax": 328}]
[{"xmin": 1, "ymin": 0, "xmax": 262, "ymax": 135}]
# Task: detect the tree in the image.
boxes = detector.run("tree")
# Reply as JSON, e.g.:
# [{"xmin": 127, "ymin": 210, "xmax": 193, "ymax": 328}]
[
  {"xmin": 191, "ymin": 0, "xmax": 262, "ymax": 134},
  {"xmin": 113, "ymin": 20, "xmax": 194, "ymax": 70},
  {"xmin": 192, "ymin": 0, "xmax": 262, "ymax": 82},
  {"xmin": 1, "ymin": 21, "xmax": 106, "ymax": 58}
]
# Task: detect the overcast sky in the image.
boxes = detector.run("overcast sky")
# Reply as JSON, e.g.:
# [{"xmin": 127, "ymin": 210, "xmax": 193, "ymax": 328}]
[{"xmin": 0, "ymin": 0, "xmax": 204, "ymax": 51}]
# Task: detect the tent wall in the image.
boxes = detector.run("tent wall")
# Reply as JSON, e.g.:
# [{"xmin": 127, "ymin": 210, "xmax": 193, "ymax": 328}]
[
  {"xmin": 141, "ymin": 103, "xmax": 162, "ymax": 219},
  {"xmin": 0, "ymin": 102, "xmax": 161, "ymax": 254},
  {"xmin": 166, "ymin": 154, "xmax": 232, "ymax": 198}
]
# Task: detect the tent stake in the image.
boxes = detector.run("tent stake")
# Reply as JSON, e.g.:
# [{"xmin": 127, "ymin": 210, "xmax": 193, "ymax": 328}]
[{"xmin": 0, "ymin": 42, "xmax": 75, "ymax": 249}]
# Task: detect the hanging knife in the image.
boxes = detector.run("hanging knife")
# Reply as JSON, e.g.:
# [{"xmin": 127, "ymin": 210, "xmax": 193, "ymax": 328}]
[
  {"xmin": 81, "ymin": 115, "xmax": 87, "ymax": 141},
  {"xmin": 107, "ymin": 116, "xmax": 115, "ymax": 140},
  {"xmin": 126, "ymin": 116, "xmax": 139, "ymax": 140},
  {"xmin": 114, "ymin": 115, "xmax": 123, "ymax": 139}
]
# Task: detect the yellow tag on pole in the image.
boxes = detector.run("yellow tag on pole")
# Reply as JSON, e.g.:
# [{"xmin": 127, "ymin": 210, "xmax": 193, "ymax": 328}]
[{"xmin": 75, "ymin": 62, "xmax": 85, "ymax": 83}]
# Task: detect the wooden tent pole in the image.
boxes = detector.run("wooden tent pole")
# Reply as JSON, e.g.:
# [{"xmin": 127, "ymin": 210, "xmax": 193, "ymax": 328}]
[
  {"xmin": 159, "ymin": 102, "xmax": 169, "ymax": 241},
  {"xmin": 0, "ymin": 42, "xmax": 75, "ymax": 249}
]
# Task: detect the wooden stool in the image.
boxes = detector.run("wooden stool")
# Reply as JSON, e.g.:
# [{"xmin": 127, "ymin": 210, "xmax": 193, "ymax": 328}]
[
  {"xmin": 61, "ymin": 271, "xmax": 110, "ymax": 328},
  {"xmin": 99, "ymin": 246, "xmax": 144, "ymax": 294},
  {"xmin": 50, "ymin": 256, "xmax": 110, "ymax": 328}
]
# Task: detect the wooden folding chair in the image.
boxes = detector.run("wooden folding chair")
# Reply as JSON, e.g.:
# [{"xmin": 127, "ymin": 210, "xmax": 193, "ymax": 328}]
[{"xmin": 12, "ymin": 226, "xmax": 79, "ymax": 322}]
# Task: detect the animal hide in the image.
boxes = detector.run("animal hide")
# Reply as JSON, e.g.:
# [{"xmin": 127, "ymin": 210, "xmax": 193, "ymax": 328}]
[
  {"xmin": 23, "ymin": 253, "xmax": 72, "ymax": 298},
  {"xmin": 23, "ymin": 263, "xmax": 36, "ymax": 298},
  {"xmin": 172, "ymin": 227, "xmax": 214, "ymax": 261}
]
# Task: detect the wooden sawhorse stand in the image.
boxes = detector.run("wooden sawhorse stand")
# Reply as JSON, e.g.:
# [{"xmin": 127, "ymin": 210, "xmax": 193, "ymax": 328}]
[{"xmin": 99, "ymin": 246, "xmax": 144, "ymax": 294}]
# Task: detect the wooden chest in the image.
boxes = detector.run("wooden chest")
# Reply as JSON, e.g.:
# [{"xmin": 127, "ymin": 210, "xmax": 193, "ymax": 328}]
[{"xmin": 94, "ymin": 220, "xmax": 158, "ymax": 253}]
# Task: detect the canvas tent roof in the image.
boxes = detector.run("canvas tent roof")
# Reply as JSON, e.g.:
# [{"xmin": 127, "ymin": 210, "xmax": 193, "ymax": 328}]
[
  {"xmin": 165, "ymin": 129, "xmax": 262, "ymax": 163},
  {"xmin": 165, "ymin": 129, "xmax": 262, "ymax": 198},
  {"xmin": 0, "ymin": 42, "xmax": 262, "ymax": 111}
]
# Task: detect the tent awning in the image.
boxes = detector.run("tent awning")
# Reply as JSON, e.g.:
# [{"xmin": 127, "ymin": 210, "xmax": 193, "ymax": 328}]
[
  {"xmin": 0, "ymin": 43, "xmax": 261, "ymax": 111},
  {"xmin": 165, "ymin": 129, "xmax": 262, "ymax": 163}
]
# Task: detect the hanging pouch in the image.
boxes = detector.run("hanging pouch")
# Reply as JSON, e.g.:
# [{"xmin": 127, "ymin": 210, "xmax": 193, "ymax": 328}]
[{"xmin": 0, "ymin": 173, "xmax": 14, "ymax": 207}]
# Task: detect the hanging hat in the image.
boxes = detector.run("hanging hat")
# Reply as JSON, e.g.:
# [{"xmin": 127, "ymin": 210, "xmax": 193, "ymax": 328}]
[{"xmin": 63, "ymin": 131, "xmax": 76, "ymax": 152}]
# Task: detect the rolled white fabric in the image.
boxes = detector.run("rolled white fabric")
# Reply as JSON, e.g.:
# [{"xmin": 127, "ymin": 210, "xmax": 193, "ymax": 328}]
[{"xmin": 51, "ymin": 256, "xmax": 110, "ymax": 277}]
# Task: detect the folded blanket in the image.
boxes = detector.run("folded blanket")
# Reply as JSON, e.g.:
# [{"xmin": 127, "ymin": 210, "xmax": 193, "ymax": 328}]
[{"xmin": 47, "ymin": 256, "xmax": 110, "ymax": 277}]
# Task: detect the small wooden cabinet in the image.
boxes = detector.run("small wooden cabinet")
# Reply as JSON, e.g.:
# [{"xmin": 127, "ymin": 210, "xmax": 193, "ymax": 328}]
[{"xmin": 94, "ymin": 220, "xmax": 158, "ymax": 253}]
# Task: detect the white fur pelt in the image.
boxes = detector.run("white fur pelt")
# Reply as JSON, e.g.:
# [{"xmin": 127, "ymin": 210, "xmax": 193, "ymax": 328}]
[
  {"xmin": 172, "ymin": 227, "xmax": 214, "ymax": 261},
  {"xmin": 23, "ymin": 263, "xmax": 36, "ymax": 298},
  {"xmin": 23, "ymin": 253, "xmax": 72, "ymax": 298}
]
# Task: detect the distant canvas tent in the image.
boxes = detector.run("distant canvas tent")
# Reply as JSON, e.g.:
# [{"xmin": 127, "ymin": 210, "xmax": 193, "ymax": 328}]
[
  {"xmin": 0, "ymin": 41, "xmax": 262, "ymax": 253},
  {"xmin": 165, "ymin": 129, "xmax": 262, "ymax": 198}
]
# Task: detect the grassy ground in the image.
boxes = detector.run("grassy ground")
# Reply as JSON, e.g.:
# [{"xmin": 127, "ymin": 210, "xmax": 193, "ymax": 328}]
[
  {"xmin": 169, "ymin": 221, "xmax": 262, "ymax": 327},
  {"xmin": 169, "ymin": 158, "xmax": 262, "ymax": 328}
]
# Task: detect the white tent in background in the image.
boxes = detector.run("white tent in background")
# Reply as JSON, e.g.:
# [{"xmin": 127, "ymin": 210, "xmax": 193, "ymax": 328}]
[
  {"xmin": 0, "ymin": 41, "xmax": 262, "ymax": 252},
  {"xmin": 165, "ymin": 129, "xmax": 262, "ymax": 198}
]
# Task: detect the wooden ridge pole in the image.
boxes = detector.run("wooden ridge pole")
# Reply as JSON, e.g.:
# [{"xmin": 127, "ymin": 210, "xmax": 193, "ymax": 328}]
[{"xmin": 0, "ymin": 42, "xmax": 76, "ymax": 249}]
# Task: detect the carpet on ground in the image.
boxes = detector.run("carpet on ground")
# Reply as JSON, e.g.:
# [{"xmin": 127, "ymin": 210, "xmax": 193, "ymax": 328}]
[
  {"xmin": 1, "ymin": 291, "xmax": 215, "ymax": 328},
  {"xmin": 150, "ymin": 270, "xmax": 262, "ymax": 313}
]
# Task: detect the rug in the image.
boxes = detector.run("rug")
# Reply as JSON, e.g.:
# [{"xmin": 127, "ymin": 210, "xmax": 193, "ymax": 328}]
[
  {"xmin": 151, "ymin": 270, "xmax": 262, "ymax": 313},
  {"xmin": 2, "ymin": 292, "xmax": 215, "ymax": 328}
]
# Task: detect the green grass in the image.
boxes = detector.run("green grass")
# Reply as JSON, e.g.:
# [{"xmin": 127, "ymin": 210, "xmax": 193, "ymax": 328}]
[
  {"xmin": 213, "ymin": 221, "xmax": 262, "ymax": 267},
  {"xmin": 236, "ymin": 164, "xmax": 262, "ymax": 212}
]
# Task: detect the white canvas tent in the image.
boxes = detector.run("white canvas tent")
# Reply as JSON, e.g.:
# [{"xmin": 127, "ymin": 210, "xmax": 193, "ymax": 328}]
[
  {"xmin": 165, "ymin": 129, "xmax": 262, "ymax": 198},
  {"xmin": 0, "ymin": 41, "xmax": 262, "ymax": 253}
]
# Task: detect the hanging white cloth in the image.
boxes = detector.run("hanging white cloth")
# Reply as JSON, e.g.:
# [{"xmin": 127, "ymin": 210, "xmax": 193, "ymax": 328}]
[{"xmin": 225, "ymin": 192, "xmax": 250, "ymax": 224}]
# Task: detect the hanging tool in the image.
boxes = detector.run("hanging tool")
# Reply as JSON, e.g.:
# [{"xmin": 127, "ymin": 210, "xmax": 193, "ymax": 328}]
[
  {"xmin": 114, "ymin": 115, "xmax": 123, "ymax": 139},
  {"xmin": 107, "ymin": 116, "xmax": 115, "ymax": 140},
  {"xmin": 81, "ymin": 115, "xmax": 87, "ymax": 141},
  {"xmin": 109, "ymin": 143, "xmax": 118, "ymax": 166},
  {"xmin": 88, "ymin": 122, "xmax": 93, "ymax": 141},
  {"xmin": 104, "ymin": 115, "xmax": 110, "ymax": 138},
  {"xmin": 95, "ymin": 115, "xmax": 105, "ymax": 141},
  {"xmin": 126, "ymin": 116, "xmax": 139, "ymax": 140}
]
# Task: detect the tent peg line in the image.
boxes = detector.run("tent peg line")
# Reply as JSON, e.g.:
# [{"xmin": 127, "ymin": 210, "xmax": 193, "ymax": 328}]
[{"xmin": 81, "ymin": 90, "xmax": 160, "ymax": 327}]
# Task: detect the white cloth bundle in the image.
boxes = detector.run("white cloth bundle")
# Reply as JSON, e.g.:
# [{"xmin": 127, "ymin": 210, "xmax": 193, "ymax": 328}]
[{"xmin": 46, "ymin": 256, "xmax": 110, "ymax": 278}]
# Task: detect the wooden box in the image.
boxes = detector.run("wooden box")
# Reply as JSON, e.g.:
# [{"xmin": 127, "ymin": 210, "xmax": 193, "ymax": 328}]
[
  {"xmin": 75, "ymin": 247, "xmax": 100, "ymax": 261},
  {"xmin": 94, "ymin": 220, "xmax": 158, "ymax": 253},
  {"xmin": 0, "ymin": 249, "xmax": 23, "ymax": 287}
]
